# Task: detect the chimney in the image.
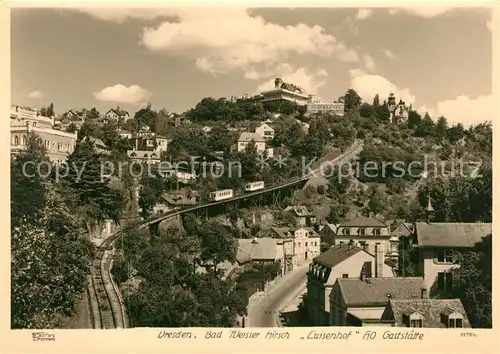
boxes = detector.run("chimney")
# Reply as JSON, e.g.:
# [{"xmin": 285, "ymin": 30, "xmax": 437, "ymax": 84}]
[
  {"xmin": 375, "ymin": 243, "xmax": 384, "ymax": 278},
  {"xmin": 421, "ymin": 286, "xmax": 428, "ymax": 299}
]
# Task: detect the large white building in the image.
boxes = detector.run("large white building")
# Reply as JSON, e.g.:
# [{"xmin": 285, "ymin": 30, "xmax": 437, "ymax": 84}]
[
  {"xmin": 260, "ymin": 77, "xmax": 345, "ymax": 115},
  {"xmin": 10, "ymin": 105, "xmax": 77, "ymax": 163},
  {"xmin": 306, "ymin": 95, "xmax": 345, "ymax": 116},
  {"xmin": 261, "ymin": 78, "xmax": 311, "ymax": 105}
]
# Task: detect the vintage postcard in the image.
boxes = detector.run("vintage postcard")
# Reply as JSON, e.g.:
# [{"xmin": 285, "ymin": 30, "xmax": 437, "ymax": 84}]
[{"xmin": 2, "ymin": 1, "xmax": 498, "ymax": 353}]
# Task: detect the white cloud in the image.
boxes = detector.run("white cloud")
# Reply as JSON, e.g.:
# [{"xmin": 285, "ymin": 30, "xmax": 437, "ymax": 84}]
[
  {"xmin": 418, "ymin": 95, "xmax": 493, "ymax": 127},
  {"xmin": 255, "ymin": 67, "xmax": 328, "ymax": 95},
  {"xmin": 380, "ymin": 49, "xmax": 399, "ymax": 61},
  {"xmin": 337, "ymin": 43, "xmax": 359, "ymax": 62},
  {"xmin": 388, "ymin": 7, "xmax": 453, "ymax": 18},
  {"xmin": 348, "ymin": 69, "xmax": 415, "ymax": 105},
  {"xmin": 136, "ymin": 8, "xmax": 357, "ymax": 75},
  {"xmin": 73, "ymin": 8, "xmax": 179, "ymax": 23},
  {"xmin": 26, "ymin": 90, "xmax": 43, "ymax": 99},
  {"xmin": 94, "ymin": 84, "xmax": 151, "ymax": 104},
  {"xmin": 356, "ymin": 8, "xmax": 373, "ymax": 21},
  {"xmin": 363, "ymin": 54, "xmax": 375, "ymax": 71}
]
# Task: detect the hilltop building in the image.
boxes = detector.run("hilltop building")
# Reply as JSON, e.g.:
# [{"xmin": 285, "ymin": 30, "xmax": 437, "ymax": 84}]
[
  {"xmin": 260, "ymin": 77, "xmax": 345, "ymax": 116},
  {"xmin": 388, "ymin": 93, "xmax": 411, "ymax": 124}
]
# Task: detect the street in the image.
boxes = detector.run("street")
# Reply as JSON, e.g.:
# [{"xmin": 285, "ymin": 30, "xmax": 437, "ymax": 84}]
[{"xmin": 246, "ymin": 262, "xmax": 309, "ymax": 327}]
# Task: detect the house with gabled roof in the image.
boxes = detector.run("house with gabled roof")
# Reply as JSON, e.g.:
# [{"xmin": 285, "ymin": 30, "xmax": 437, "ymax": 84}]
[
  {"xmin": 104, "ymin": 107, "xmax": 130, "ymax": 121},
  {"xmin": 127, "ymin": 149, "xmax": 160, "ymax": 165},
  {"xmin": 381, "ymin": 298, "xmax": 471, "ymax": 328},
  {"xmin": 284, "ymin": 205, "xmax": 316, "ymax": 227},
  {"xmin": 306, "ymin": 244, "xmax": 394, "ymax": 326},
  {"xmin": 237, "ymin": 132, "xmax": 266, "ymax": 154},
  {"xmin": 254, "ymin": 122, "xmax": 275, "ymax": 141},
  {"xmin": 152, "ymin": 192, "xmax": 197, "ymax": 214},
  {"xmin": 334, "ymin": 216, "xmax": 397, "ymax": 261},
  {"xmin": 267, "ymin": 226, "xmax": 321, "ymax": 271},
  {"xmin": 411, "ymin": 222, "xmax": 492, "ymax": 294},
  {"xmin": 329, "ymin": 276, "xmax": 425, "ymax": 326}
]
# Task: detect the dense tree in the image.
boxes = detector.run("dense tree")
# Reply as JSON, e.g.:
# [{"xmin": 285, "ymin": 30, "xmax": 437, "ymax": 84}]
[
  {"xmin": 46, "ymin": 103, "xmax": 55, "ymax": 118},
  {"xmin": 124, "ymin": 224, "xmax": 247, "ymax": 327},
  {"xmin": 367, "ymin": 186, "xmax": 386, "ymax": 214},
  {"xmin": 375, "ymin": 103, "xmax": 391, "ymax": 122},
  {"xmin": 343, "ymin": 89, "xmax": 362, "ymax": 111},
  {"xmin": 11, "ymin": 137, "xmax": 94, "ymax": 328},
  {"xmin": 86, "ymin": 107, "xmax": 100, "ymax": 120},
  {"xmin": 207, "ymin": 125, "xmax": 233, "ymax": 152},
  {"xmin": 359, "ymin": 103, "xmax": 373, "ymax": 118},
  {"xmin": 450, "ymin": 235, "xmax": 492, "ymax": 328},
  {"xmin": 11, "ymin": 133, "xmax": 49, "ymax": 228},
  {"xmin": 64, "ymin": 140, "xmax": 124, "ymax": 224},
  {"xmin": 134, "ymin": 103, "xmax": 158, "ymax": 132},
  {"xmin": 407, "ymin": 110, "xmax": 422, "ymax": 129},
  {"xmin": 138, "ymin": 177, "xmax": 165, "ymax": 218},
  {"xmin": 447, "ymin": 123, "xmax": 465, "ymax": 144},
  {"xmin": 435, "ymin": 116, "xmax": 448, "ymax": 138},
  {"xmin": 414, "ymin": 112, "xmax": 434, "ymax": 137}
]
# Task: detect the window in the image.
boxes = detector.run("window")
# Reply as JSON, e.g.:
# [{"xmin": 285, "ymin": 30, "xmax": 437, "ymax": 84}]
[
  {"xmin": 14, "ymin": 136, "xmax": 19, "ymax": 145},
  {"xmin": 342, "ymin": 274, "xmax": 348, "ymax": 278},
  {"xmin": 410, "ymin": 319, "xmax": 423, "ymax": 328},
  {"xmin": 32, "ymin": 121, "xmax": 37, "ymax": 127},
  {"xmin": 359, "ymin": 228, "xmax": 365, "ymax": 236},
  {"xmin": 22, "ymin": 135, "xmax": 27, "ymax": 145},
  {"xmin": 437, "ymin": 272, "xmax": 453, "ymax": 291},
  {"xmin": 343, "ymin": 228, "xmax": 350, "ymax": 236},
  {"xmin": 374, "ymin": 228, "xmax": 381, "ymax": 236},
  {"xmin": 305, "ymin": 242, "xmax": 308, "ymax": 247},
  {"xmin": 449, "ymin": 318, "xmax": 463, "ymax": 328},
  {"xmin": 437, "ymin": 249, "xmax": 454, "ymax": 263}
]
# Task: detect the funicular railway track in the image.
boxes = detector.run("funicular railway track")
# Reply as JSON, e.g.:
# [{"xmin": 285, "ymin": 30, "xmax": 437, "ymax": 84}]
[
  {"xmin": 87, "ymin": 139, "xmax": 363, "ymax": 329},
  {"xmin": 88, "ymin": 229, "xmax": 129, "ymax": 329}
]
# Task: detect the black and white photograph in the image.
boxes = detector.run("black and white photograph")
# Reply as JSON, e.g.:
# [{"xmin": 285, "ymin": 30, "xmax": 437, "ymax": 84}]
[{"xmin": 9, "ymin": 5, "xmax": 493, "ymax": 334}]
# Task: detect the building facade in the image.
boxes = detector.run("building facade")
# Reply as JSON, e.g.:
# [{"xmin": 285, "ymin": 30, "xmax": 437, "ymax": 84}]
[
  {"xmin": 254, "ymin": 123, "xmax": 275, "ymax": 141},
  {"xmin": 284, "ymin": 205, "xmax": 316, "ymax": 227},
  {"xmin": 329, "ymin": 276, "xmax": 424, "ymax": 326},
  {"xmin": 261, "ymin": 77, "xmax": 311, "ymax": 105},
  {"xmin": 334, "ymin": 216, "xmax": 396, "ymax": 259},
  {"xmin": 306, "ymin": 95, "xmax": 345, "ymax": 116},
  {"xmin": 411, "ymin": 222, "xmax": 492, "ymax": 294},
  {"xmin": 306, "ymin": 244, "xmax": 394, "ymax": 326},
  {"xmin": 10, "ymin": 105, "xmax": 77, "ymax": 163},
  {"xmin": 237, "ymin": 132, "xmax": 267, "ymax": 154},
  {"xmin": 387, "ymin": 93, "xmax": 410, "ymax": 124}
]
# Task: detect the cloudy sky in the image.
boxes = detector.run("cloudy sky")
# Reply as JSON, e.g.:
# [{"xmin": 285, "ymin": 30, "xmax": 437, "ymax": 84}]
[{"xmin": 11, "ymin": 7, "xmax": 493, "ymax": 126}]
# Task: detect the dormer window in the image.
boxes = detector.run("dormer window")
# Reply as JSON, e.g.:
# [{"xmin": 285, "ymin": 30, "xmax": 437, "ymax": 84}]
[
  {"xmin": 373, "ymin": 228, "xmax": 381, "ymax": 236},
  {"xmin": 343, "ymin": 228, "xmax": 350, "ymax": 236},
  {"xmin": 403, "ymin": 312, "xmax": 423, "ymax": 328},
  {"xmin": 441, "ymin": 310, "xmax": 463, "ymax": 328},
  {"xmin": 359, "ymin": 228, "xmax": 365, "ymax": 236}
]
